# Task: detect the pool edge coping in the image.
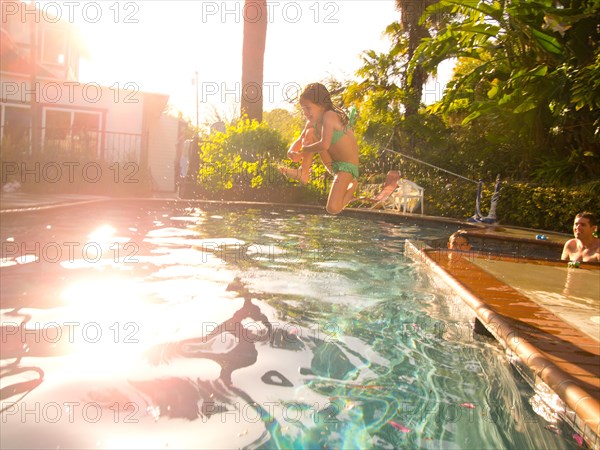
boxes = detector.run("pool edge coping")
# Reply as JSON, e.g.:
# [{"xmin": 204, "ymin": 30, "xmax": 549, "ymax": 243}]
[
  {"xmin": 0, "ymin": 196, "xmax": 484, "ymax": 229},
  {"xmin": 404, "ymin": 240, "xmax": 600, "ymax": 449}
]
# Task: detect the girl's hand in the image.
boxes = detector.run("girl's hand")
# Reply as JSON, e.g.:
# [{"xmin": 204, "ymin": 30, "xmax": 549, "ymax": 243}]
[
  {"xmin": 288, "ymin": 148, "xmax": 302, "ymax": 162},
  {"xmin": 302, "ymin": 127, "xmax": 316, "ymax": 147}
]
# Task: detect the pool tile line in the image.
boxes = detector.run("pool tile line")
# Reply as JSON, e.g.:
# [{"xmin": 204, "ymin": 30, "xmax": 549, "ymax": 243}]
[
  {"xmin": 404, "ymin": 240, "xmax": 600, "ymax": 449},
  {"xmin": 0, "ymin": 193, "xmax": 332, "ymax": 215}
]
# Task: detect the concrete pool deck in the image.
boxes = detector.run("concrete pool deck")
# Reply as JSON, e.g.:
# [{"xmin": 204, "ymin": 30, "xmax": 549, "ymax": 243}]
[
  {"xmin": 2, "ymin": 192, "xmax": 598, "ymax": 447},
  {"xmin": 0, "ymin": 192, "xmax": 111, "ymax": 213}
]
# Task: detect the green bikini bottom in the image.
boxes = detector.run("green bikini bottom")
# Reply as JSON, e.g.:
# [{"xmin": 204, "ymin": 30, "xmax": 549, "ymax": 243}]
[{"xmin": 332, "ymin": 161, "xmax": 359, "ymax": 179}]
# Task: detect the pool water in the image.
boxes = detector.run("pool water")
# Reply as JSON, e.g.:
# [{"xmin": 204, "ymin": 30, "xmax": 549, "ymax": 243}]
[
  {"xmin": 472, "ymin": 258, "xmax": 600, "ymax": 342},
  {"xmin": 0, "ymin": 202, "xmax": 582, "ymax": 449}
]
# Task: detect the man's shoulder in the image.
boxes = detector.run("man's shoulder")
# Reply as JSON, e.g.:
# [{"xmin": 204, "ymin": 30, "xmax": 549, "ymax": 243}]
[{"xmin": 562, "ymin": 239, "xmax": 579, "ymax": 254}]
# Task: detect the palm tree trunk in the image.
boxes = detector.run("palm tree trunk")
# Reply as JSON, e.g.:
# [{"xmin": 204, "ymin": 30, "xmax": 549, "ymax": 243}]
[
  {"xmin": 241, "ymin": 0, "xmax": 268, "ymax": 122},
  {"xmin": 395, "ymin": 0, "xmax": 435, "ymax": 117}
]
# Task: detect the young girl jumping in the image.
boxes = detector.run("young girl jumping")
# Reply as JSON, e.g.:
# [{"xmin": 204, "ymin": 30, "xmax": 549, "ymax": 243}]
[{"xmin": 280, "ymin": 83, "xmax": 359, "ymax": 215}]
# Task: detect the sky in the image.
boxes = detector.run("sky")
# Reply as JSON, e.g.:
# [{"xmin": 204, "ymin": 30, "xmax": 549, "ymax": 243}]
[{"xmin": 36, "ymin": 1, "xmax": 450, "ymax": 128}]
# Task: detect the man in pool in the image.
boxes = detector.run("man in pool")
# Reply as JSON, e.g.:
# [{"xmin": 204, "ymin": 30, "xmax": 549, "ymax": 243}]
[{"xmin": 561, "ymin": 211, "xmax": 600, "ymax": 263}]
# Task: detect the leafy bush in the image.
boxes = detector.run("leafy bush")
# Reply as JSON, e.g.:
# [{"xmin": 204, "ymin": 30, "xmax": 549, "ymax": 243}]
[
  {"xmin": 497, "ymin": 183, "xmax": 599, "ymax": 232},
  {"xmin": 198, "ymin": 118, "xmax": 287, "ymax": 193},
  {"xmin": 196, "ymin": 118, "xmax": 329, "ymax": 204},
  {"xmin": 413, "ymin": 175, "xmax": 598, "ymax": 233}
]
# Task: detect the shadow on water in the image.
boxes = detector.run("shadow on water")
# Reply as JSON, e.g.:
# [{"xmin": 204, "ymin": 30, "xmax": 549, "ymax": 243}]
[
  {"xmin": 1, "ymin": 309, "xmax": 45, "ymax": 412},
  {"xmin": 65, "ymin": 277, "xmax": 365, "ymax": 448}
]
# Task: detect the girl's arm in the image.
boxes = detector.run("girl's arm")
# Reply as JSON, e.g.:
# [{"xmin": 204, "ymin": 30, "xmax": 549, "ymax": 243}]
[
  {"xmin": 287, "ymin": 123, "xmax": 312, "ymax": 162},
  {"xmin": 289, "ymin": 137, "xmax": 302, "ymax": 153},
  {"xmin": 319, "ymin": 149, "xmax": 333, "ymax": 175},
  {"xmin": 300, "ymin": 111, "xmax": 336, "ymax": 154}
]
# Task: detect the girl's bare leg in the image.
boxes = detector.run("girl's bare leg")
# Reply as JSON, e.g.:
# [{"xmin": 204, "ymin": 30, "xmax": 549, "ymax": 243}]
[
  {"xmin": 297, "ymin": 153, "xmax": 312, "ymax": 184},
  {"xmin": 278, "ymin": 165, "xmax": 302, "ymax": 181},
  {"xmin": 278, "ymin": 153, "xmax": 312, "ymax": 184},
  {"xmin": 342, "ymin": 179, "xmax": 358, "ymax": 206},
  {"xmin": 326, "ymin": 172, "xmax": 357, "ymax": 215}
]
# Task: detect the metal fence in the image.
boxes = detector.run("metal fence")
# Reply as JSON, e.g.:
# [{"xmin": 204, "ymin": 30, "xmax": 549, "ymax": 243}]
[{"xmin": 0, "ymin": 127, "xmax": 146, "ymax": 164}]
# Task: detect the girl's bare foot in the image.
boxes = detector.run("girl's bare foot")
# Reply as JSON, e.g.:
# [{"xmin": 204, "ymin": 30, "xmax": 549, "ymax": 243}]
[{"xmin": 278, "ymin": 165, "xmax": 309, "ymax": 184}]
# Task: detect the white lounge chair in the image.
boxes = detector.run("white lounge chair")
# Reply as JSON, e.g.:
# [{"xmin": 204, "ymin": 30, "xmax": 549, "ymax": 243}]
[{"xmin": 392, "ymin": 178, "xmax": 424, "ymax": 214}]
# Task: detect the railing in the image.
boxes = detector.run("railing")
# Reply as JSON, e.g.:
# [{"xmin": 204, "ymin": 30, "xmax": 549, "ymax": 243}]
[{"xmin": 0, "ymin": 127, "xmax": 145, "ymax": 164}]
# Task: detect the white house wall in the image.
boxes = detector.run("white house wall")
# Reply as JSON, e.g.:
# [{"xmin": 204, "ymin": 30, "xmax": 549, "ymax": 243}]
[
  {"xmin": 1, "ymin": 75, "xmax": 145, "ymax": 133},
  {"xmin": 147, "ymin": 114, "xmax": 178, "ymax": 192}
]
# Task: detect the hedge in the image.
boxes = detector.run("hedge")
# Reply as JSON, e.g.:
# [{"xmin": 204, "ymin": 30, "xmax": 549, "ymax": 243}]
[{"xmin": 418, "ymin": 178, "xmax": 598, "ymax": 233}]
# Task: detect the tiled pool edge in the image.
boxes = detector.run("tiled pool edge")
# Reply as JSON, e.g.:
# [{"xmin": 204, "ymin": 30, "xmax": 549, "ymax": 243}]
[
  {"xmin": 404, "ymin": 240, "xmax": 600, "ymax": 450},
  {"xmin": 0, "ymin": 197, "xmax": 328, "ymax": 215}
]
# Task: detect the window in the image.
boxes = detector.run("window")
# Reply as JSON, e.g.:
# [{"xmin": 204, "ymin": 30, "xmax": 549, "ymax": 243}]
[
  {"xmin": 45, "ymin": 109, "xmax": 70, "ymax": 139},
  {"xmin": 43, "ymin": 109, "xmax": 102, "ymax": 158},
  {"xmin": 1, "ymin": 105, "xmax": 31, "ymax": 149},
  {"xmin": 73, "ymin": 112, "xmax": 100, "ymax": 134},
  {"xmin": 72, "ymin": 112, "xmax": 100, "ymax": 158}
]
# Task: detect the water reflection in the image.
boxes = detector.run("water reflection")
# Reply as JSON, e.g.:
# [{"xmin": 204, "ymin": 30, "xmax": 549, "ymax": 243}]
[
  {"xmin": 56, "ymin": 276, "xmax": 364, "ymax": 447},
  {"xmin": 1, "ymin": 312, "xmax": 73, "ymax": 360},
  {"xmin": 146, "ymin": 278, "xmax": 280, "ymax": 386},
  {"xmin": 0, "ymin": 309, "xmax": 45, "ymax": 412},
  {"xmin": 0, "ymin": 204, "xmax": 583, "ymax": 449}
]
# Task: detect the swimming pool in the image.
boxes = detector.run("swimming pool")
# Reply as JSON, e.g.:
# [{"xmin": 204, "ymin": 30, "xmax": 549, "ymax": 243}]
[
  {"xmin": 0, "ymin": 201, "xmax": 583, "ymax": 449},
  {"xmin": 472, "ymin": 257, "xmax": 600, "ymax": 342}
]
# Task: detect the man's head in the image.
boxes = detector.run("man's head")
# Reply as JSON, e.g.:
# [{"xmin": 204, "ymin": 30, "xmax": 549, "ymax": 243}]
[{"xmin": 573, "ymin": 212, "xmax": 598, "ymax": 240}]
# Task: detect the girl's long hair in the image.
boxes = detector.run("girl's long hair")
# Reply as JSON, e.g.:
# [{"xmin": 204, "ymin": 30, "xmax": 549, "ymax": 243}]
[{"xmin": 300, "ymin": 83, "xmax": 349, "ymax": 128}]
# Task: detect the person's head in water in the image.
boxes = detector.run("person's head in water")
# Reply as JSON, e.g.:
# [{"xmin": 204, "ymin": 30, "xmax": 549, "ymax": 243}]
[{"xmin": 448, "ymin": 230, "xmax": 472, "ymax": 251}]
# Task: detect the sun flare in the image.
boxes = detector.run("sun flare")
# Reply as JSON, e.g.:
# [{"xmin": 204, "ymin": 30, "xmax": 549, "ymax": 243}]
[{"xmin": 57, "ymin": 277, "xmax": 158, "ymax": 377}]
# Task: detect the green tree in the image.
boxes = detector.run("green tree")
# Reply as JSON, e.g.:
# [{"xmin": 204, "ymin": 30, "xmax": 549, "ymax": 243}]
[
  {"xmin": 413, "ymin": 0, "xmax": 600, "ymax": 184},
  {"xmin": 394, "ymin": 0, "xmax": 439, "ymax": 116},
  {"xmin": 263, "ymin": 108, "xmax": 304, "ymax": 143}
]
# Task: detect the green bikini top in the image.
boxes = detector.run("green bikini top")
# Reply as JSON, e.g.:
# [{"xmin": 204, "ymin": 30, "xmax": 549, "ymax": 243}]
[{"xmin": 316, "ymin": 107, "xmax": 357, "ymax": 146}]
